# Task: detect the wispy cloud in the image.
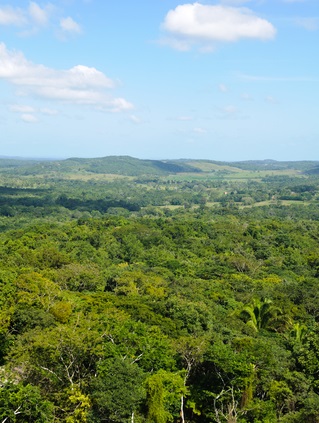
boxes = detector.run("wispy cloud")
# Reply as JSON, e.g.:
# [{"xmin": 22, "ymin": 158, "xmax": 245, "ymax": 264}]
[
  {"xmin": 28, "ymin": 2, "xmax": 50, "ymax": 26},
  {"xmin": 160, "ymin": 3, "xmax": 276, "ymax": 51},
  {"xmin": 0, "ymin": 2, "xmax": 81, "ymax": 38},
  {"xmin": 0, "ymin": 2, "xmax": 52, "ymax": 29},
  {"xmin": 241, "ymin": 92, "xmax": 253, "ymax": 101},
  {"xmin": 218, "ymin": 83, "xmax": 228, "ymax": 93},
  {"xmin": 293, "ymin": 17, "xmax": 319, "ymax": 31},
  {"xmin": 21, "ymin": 113, "xmax": 38, "ymax": 123},
  {"xmin": 129, "ymin": 114, "xmax": 142, "ymax": 124},
  {"xmin": 218, "ymin": 105, "xmax": 244, "ymax": 119},
  {"xmin": 193, "ymin": 127, "xmax": 207, "ymax": 134},
  {"xmin": 0, "ymin": 43, "xmax": 133, "ymax": 112},
  {"xmin": 10, "ymin": 104, "xmax": 35, "ymax": 113},
  {"xmin": 9, "ymin": 103, "xmax": 59, "ymax": 122},
  {"xmin": 40, "ymin": 107, "xmax": 58, "ymax": 115},
  {"xmin": 60, "ymin": 17, "xmax": 82, "ymax": 34},
  {"xmin": 265, "ymin": 95, "xmax": 279, "ymax": 104},
  {"xmin": 0, "ymin": 6, "xmax": 26, "ymax": 26}
]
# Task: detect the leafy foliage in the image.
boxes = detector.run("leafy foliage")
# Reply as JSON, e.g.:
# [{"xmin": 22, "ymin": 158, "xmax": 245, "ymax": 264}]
[{"xmin": 1, "ymin": 158, "xmax": 319, "ymax": 421}]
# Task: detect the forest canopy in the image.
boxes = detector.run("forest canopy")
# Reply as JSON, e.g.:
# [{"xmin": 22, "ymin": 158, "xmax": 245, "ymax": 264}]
[{"xmin": 1, "ymin": 156, "xmax": 319, "ymax": 422}]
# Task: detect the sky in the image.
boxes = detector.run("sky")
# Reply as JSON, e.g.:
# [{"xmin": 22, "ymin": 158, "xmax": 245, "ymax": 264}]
[{"xmin": 0, "ymin": 0, "xmax": 318, "ymax": 161}]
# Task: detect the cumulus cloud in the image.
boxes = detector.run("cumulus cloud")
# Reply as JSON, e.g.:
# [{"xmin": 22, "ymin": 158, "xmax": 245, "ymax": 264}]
[
  {"xmin": 0, "ymin": 43, "xmax": 133, "ymax": 112},
  {"xmin": 60, "ymin": 17, "xmax": 82, "ymax": 34},
  {"xmin": 161, "ymin": 3, "xmax": 276, "ymax": 51}
]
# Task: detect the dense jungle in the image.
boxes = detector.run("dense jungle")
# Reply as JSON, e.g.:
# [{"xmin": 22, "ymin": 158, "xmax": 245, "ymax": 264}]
[{"xmin": 2, "ymin": 156, "xmax": 319, "ymax": 422}]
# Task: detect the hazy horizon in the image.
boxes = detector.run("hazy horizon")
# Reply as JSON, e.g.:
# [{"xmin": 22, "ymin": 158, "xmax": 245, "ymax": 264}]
[{"xmin": 2, "ymin": 154, "xmax": 319, "ymax": 165}]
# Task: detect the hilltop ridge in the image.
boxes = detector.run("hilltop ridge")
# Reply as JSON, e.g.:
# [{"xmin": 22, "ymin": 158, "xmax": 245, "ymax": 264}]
[{"xmin": 1, "ymin": 155, "xmax": 319, "ymax": 177}]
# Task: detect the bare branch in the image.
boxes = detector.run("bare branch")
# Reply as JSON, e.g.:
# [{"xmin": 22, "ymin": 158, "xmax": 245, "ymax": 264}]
[{"xmin": 39, "ymin": 366, "xmax": 63, "ymax": 382}]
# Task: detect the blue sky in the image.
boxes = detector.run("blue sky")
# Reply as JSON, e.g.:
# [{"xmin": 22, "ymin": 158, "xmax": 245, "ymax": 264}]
[{"xmin": 0, "ymin": 0, "xmax": 318, "ymax": 160}]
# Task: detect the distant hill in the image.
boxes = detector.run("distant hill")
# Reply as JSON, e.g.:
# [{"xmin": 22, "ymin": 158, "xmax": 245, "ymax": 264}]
[
  {"xmin": 0, "ymin": 156, "xmax": 319, "ymax": 177},
  {"xmin": 0, "ymin": 156, "xmax": 202, "ymax": 177},
  {"xmin": 222, "ymin": 160, "xmax": 319, "ymax": 172},
  {"xmin": 0, "ymin": 158, "xmax": 41, "ymax": 169},
  {"xmin": 174, "ymin": 159, "xmax": 243, "ymax": 173},
  {"xmin": 160, "ymin": 159, "xmax": 319, "ymax": 173},
  {"xmin": 304, "ymin": 166, "xmax": 319, "ymax": 175},
  {"xmin": 64, "ymin": 156, "xmax": 202, "ymax": 175}
]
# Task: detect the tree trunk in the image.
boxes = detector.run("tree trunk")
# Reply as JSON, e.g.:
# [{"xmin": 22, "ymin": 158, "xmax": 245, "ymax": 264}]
[{"xmin": 180, "ymin": 395, "xmax": 185, "ymax": 423}]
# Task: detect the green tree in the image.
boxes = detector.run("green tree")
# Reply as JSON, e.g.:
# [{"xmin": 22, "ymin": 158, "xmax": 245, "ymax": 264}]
[
  {"xmin": 0, "ymin": 383, "xmax": 54, "ymax": 422},
  {"xmin": 145, "ymin": 370, "xmax": 186, "ymax": 423},
  {"xmin": 90, "ymin": 357, "xmax": 145, "ymax": 423},
  {"xmin": 240, "ymin": 298, "xmax": 284, "ymax": 332}
]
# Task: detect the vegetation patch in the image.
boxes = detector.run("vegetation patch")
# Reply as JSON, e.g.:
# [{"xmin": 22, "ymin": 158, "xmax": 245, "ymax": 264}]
[{"xmin": 1, "ymin": 157, "xmax": 319, "ymax": 422}]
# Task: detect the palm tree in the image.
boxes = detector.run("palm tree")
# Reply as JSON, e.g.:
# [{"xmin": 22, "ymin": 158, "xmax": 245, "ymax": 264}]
[
  {"xmin": 291, "ymin": 322, "xmax": 308, "ymax": 343},
  {"xmin": 240, "ymin": 298, "xmax": 283, "ymax": 332}
]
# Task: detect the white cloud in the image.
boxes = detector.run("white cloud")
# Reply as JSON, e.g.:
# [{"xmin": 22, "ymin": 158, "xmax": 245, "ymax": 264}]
[
  {"xmin": 60, "ymin": 17, "xmax": 82, "ymax": 34},
  {"xmin": 159, "ymin": 37, "xmax": 191, "ymax": 51},
  {"xmin": 10, "ymin": 104, "xmax": 60, "ymax": 119},
  {"xmin": 0, "ymin": 2, "xmax": 50, "ymax": 28},
  {"xmin": 10, "ymin": 104, "xmax": 59, "ymax": 116},
  {"xmin": 10, "ymin": 104, "xmax": 35, "ymax": 113},
  {"xmin": 293, "ymin": 17, "xmax": 319, "ymax": 31},
  {"xmin": 129, "ymin": 114, "xmax": 142, "ymax": 124},
  {"xmin": 161, "ymin": 3, "xmax": 276, "ymax": 51},
  {"xmin": 21, "ymin": 113, "xmax": 38, "ymax": 123},
  {"xmin": 109, "ymin": 98, "xmax": 133, "ymax": 112},
  {"xmin": 0, "ymin": 6, "xmax": 26, "ymax": 26},
  {"xmin": 29, "ymin": 2, "xmax": 50, "ymax": 26},
  {"xmin": 0, "ymin": 43, "xmax": 133, "ymax": 112},
  {"xmin": 0, "ymin": 2, "xmax": 81, "ymax": 39}
]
